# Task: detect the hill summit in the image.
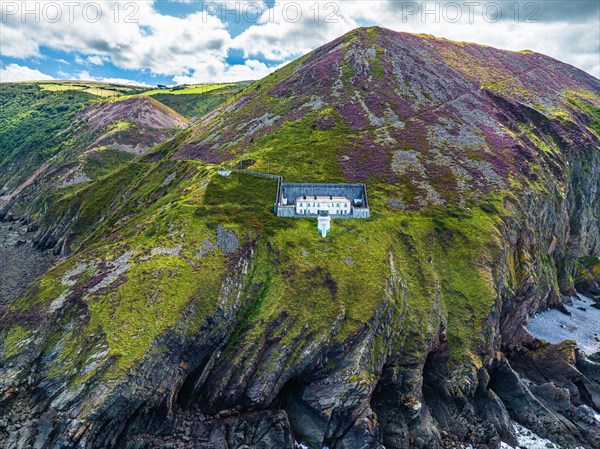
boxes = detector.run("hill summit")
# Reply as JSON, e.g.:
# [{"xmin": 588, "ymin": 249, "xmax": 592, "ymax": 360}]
[{"xmin": 176, "ymin": 26, "xmax": 599, "ymax": 209}]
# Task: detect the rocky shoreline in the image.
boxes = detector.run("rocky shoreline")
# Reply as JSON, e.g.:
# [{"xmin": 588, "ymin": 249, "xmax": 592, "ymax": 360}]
[{"xmin": 0, "ymin": 218, "xmax": 59, "ymax": 311}]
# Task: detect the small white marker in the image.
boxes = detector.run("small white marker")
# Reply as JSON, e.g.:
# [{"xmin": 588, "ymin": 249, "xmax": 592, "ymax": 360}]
[{"xmin": 317, "ymin": 211, "xmax": 331, "ymax": 238}]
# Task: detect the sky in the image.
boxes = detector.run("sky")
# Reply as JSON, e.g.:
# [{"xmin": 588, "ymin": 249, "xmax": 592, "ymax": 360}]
[{"xmin": 0, "ymin": 1, "xmax": 598, "ymax": 85}]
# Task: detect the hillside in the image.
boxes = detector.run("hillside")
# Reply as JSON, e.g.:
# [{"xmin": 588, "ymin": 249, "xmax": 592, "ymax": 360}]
[
  {"xmin": 36, "ymin": 80, "xmax": 148, "ymax": 97},
  {"xmin": 0, "ymin": 83, "xmax": 96, "ymax": 195},
  {"xmin": 175, "ymin": 28, "xmax": 598, "ymax": 207},
  {"xmin": 0, "ymin": 27, "xmax": 599, "ymax": 449},
  {"xmin": 0, "ymin": 94, "xmax": 189, "ymax": 223},
  {"xmin": 0, "ymin": 90, "xmax": 192, "ymax": 314},
  {"xmin": 0, "ymin": 80, "xmax": 249, "ymax": 226},
  {"xmin": 141, "ymin": 81, "xmax": 253, "ymax": 120},
  {"xmin": 0, "ymin": 80, "xmax": 250, "ymax": 195}
]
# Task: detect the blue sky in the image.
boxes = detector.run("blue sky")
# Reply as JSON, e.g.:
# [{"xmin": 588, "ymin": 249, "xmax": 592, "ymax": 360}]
[{"xmin": 1, "ymin": 1, "xmax": 598, "ymax": 85}]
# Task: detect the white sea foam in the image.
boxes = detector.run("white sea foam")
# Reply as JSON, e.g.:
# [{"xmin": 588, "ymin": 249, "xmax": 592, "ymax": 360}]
[{"xmin": 500, "ymin": 422, "xmax": 585, "ymax": 449}]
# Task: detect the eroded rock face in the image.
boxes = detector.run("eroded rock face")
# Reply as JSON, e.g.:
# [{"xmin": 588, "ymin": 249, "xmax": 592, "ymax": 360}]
[
  {"xmin": 4, "ymin": 293, "xmax": 599, "ymax": 449},
  {"xmin": 509, "ymin": 342, "xmax": 600, "ymax": 412},
  {"xmin": 216, "ymin": 226, "xmax": 239, "ymax": 255},
  {"xmin": 575, "ymin": 259, "xmax": 600, "ymax": 299}
]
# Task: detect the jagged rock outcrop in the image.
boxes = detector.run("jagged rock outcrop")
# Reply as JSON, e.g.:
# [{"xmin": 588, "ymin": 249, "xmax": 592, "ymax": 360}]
[{"xmin": 575, "ymin": 258, "xmax": 600, "ymax": 298}]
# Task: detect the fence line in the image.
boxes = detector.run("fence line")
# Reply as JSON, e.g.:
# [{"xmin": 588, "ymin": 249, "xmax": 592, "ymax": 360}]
[{"xmin": 237, "ymin": 169, "xmax": 282, "ymax": 181}]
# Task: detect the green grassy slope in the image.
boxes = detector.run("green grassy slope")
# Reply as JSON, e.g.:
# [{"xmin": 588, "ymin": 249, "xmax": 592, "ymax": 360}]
[
  {"xmin": 3, "ymin": 156, "xmax": 502, "ymax": 379},
  {"xmin": 0, "ymin": 89, "xmax": 191, "ymax": 226},
  {"xmin": 38, "ymin": 81, "xmax": 147, "ymax": 97}
]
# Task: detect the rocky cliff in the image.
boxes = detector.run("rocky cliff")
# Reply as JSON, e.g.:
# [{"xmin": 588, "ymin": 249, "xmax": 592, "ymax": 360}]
[{"xmin": 0, "ymin": 27, "xmax": 599, "ymax": 449}]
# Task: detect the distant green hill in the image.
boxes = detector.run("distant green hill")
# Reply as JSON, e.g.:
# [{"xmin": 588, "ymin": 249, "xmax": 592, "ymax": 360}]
[
  {"xmin": 143, "ymin": 81, "xmax": 253, "ymax": 120},
  {"xmin": 0, "ymin": 83, "xmax": 96, "ymax": 194}
]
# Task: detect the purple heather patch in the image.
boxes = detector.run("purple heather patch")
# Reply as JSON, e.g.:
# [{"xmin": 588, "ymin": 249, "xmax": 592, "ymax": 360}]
[
  {"xmin": 395, "ymin": 120, "xmax": 429, "ymax": 153},
  {"xmin": 175, "ymin": 142, "xmax": 228, "ymax": 164},
  {"xmin": 479, "ymin": 124, "xmax": 518, "ymax": 153},
  {"xmin": 283, "ymin": 108, "xmax": 309, "ymax": 123},
  {"xmin": 312, "ymin": 114, "xmax": 337, "ymax": 131},
  {"xmin": 339, "ymin": 133, "xmax": 397, "ymax": 183},
  {"xmin": 314, "ymin": 47, "xmax": 344, "ymax": 80},
  {"xmin": 336, "ymin": 100, "xmax": 370, "ymax": 130}
]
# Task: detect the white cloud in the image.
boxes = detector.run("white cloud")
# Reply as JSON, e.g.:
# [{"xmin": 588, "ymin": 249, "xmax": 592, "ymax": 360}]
[
  {"xmin": 76, "ymin": 70, "xmax": 149, "ymax": 86},
  {"xmin": 1, "ymin": 1, "xmax": 231, "ymax": 76},
  {"xmin": 0, "ymin": 1, "xmax": 597, "ymax": 82},
  {"xmin": 75, "ymin": 55, "xmax": 109, "ymax": 66},
  {"xmin": 174, "ymin": 59, "xmax": 286, "ymax": 84},
  {"xmin": 87, "ymin": 56, "xmax": 108, "ymax": 66},
  {"xmin": 0, "ymin": 64, "xmax": 54, "ymax": 82},
  {"xmin": 231, "ymin": 2, "xmax": 357, "ymax": 61}
]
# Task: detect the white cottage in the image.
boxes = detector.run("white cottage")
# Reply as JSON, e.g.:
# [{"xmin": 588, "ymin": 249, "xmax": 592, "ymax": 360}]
[
  {"xmin": 295, "ymin": 195, "xmax": 352, "ymax": 216},
  {"xmin": 274, "ymin": 182, "xmax": 370, "ymax": 238}
]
